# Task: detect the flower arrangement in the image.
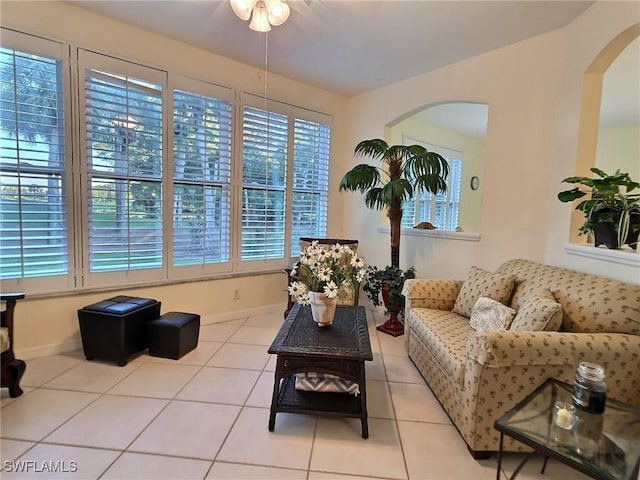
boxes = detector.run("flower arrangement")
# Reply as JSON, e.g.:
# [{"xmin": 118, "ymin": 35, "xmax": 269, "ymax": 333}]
[{"xmin": 287, "ymin": 241, "xmax": 366, "ymax": 305}]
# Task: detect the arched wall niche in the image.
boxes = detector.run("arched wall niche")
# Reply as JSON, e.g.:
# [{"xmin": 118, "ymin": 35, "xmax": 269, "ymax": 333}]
[
  {"xmin": 384, "ymin": 100, "xmax": 489, "ymax": 233},
  {"xmin": 570, "ymin": 23, "xmax": 640, "ymax": 243}
]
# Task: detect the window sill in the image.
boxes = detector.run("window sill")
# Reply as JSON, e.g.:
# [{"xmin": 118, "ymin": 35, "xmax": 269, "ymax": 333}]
[
  {"xmin": 377, "ymin": 227, "xmax": 480, "ymax": 242},
  {"xmin": 564, "ymin": 243, "xmax": 640, "ymax": 267}
]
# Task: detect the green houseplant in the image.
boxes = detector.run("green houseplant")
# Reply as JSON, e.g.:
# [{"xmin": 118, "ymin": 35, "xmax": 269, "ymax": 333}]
[
  {"xmin": 558, "ymin": 168, "xmax": 640, "ymax": 249},
  {"xmin": 339, "ymin": 139, "xmax": 449, "ymax": 336}
]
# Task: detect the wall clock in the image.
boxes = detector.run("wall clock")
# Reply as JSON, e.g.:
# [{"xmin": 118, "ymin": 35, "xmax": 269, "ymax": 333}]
[{"xmin": 470, "ymin": 176, "xmax": 480, "ymax": 190}]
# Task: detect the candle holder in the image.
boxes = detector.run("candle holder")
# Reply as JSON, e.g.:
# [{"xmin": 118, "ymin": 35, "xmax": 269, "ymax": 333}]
[{"xmin": 554, "ymin": 401, "xmax": 576, "ymax": 430}]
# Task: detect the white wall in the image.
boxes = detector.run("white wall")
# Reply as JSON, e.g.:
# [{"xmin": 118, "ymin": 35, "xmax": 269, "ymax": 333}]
[
  {"xmin": 546, "ymin": 2, "xmax": 640, "ymax": 284},
  {"xmin": 343, "ymin": 27, "xmax": 564, "ymax": 280},
  {"xmin": 596, "ymin": 125, "xmax": 640, "ymax": 179},
  {"xmin": 1, "ymin": 1, "xmax": 349, "ymax": 353}
]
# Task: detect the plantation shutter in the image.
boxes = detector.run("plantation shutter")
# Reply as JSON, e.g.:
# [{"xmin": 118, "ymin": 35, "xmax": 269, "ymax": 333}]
[
  {"xmin": 240, "ymin": 104, "xmax": 288, "ymax": 262},
  {"xmin": 0, "ymin": 38, "xmax": 69, "ymax": 283},
  {"xmin": 80, "ymin": 51, "xmax": 164, "ymax": 279},
  {"xmin": 290, "ymin": 117, "xmax": 329, "ymax": 257},
  {"xmin": 172, "ymin": 87, "xmax": 232, "ymax": 270}
]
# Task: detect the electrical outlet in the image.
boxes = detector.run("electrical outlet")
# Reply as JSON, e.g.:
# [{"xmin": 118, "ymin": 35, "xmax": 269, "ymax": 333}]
[{"xmin": 233, "ymin": 288, "xmax": 240, "ymax": 300}]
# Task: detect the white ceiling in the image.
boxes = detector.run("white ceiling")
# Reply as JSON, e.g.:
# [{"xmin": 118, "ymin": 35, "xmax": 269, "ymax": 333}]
[{"xmin": 69, "ymin": 0, "xmax": 595, "ymax": 97}]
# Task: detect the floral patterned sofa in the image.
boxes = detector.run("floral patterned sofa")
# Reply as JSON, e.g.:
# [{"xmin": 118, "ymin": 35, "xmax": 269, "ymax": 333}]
[{"xmin": 402, "ymin": 258, "xmax": 640, "ymax": 458}]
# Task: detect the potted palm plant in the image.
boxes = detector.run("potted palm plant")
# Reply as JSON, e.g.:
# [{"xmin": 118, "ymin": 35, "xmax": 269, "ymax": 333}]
[
  {"xmin": 339, "ymin": 139, "xmax": 449, "ymax": 336},
  {"xmin": 558, "ymin": 168, "xmax": 640, "ymax": 250}
]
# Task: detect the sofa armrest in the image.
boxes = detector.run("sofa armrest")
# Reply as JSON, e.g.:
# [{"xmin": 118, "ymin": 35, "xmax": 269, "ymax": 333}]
[
  {"xmin": 467, "ymin": 331, "xmax": 640, "ymax": 368},
  {"xmin": 402, "ymin": 279, "xmax": 463, "ymax": 313}
]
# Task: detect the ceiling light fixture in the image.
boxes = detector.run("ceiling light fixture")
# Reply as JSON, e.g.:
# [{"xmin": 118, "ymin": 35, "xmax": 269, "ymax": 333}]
[{"xmin": 230, "ymin": 0, "xmax": 290, "ymax": 32}]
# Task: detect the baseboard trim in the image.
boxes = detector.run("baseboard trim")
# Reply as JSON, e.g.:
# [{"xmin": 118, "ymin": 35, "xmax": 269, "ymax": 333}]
[{"xmin": 15, "ymin": 303, "xmax": 286, "ymax": 360}]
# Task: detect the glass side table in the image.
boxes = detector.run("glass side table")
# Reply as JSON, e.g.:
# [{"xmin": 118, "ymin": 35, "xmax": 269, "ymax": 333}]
[{"xmin": 494, "ymin": 378, "xmax": 640, "ymax": 480}]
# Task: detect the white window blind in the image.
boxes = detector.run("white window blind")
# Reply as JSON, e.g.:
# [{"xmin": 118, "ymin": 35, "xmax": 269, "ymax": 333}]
[
  {"xmin": 240, "ymin": 105, "xmax": 288, "ymax": 261},
  {"xmin": 81, "ymin": 52, "xmax": 164, "ymax": 275},
  {"xmin": 290, "ymin": 118, "xmax": 329, "ymax": 257},
  {"xmin": 401, "ymin": 140, "xmax": 463, "ymax": 231},
  {"xmin": 0, "ymin": 41, "xmax": 68, "ymax": 281},
  {"xmin": 172, "ymin": 88, "xmax": 232, "ymax": 267}
]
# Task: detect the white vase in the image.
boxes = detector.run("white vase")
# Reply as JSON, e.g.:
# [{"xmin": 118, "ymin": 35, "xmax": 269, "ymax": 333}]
[{"xmin": 308, "ymin": 291, "xmax": 337, "ymax": 327}]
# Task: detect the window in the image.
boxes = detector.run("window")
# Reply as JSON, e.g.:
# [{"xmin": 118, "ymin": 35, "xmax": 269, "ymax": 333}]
[
  {"xmin": 79, "ymin": 51, "xmax": 165, "ymax": 284},
  {"xmin": 1, "ymin": 29, "xmax": 332, "ymax": 294},
  {"xmin": 240, "ymin": 103, "xmax": 288, "ymax": 263},
  {"xmin": 0, "ymin": 33, "xmax": 70, "ymax": 290},
  {"xmin": 290, "ymin": 118, "xmax": 330, "ymax": 257},
  {"xmin": 402, "ymin": 140, "xmax": 463, "ymax": 231},
  {"xmin": 172, "ymin": 85, "xmax": 232, "ymax": 272}
]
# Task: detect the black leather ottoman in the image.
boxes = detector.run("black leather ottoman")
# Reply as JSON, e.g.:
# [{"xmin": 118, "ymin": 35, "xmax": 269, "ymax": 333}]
[
  {"xmin": 148, "ymin": 312, "xmax": 200, "ymax": 360},
  {"xmin": 78, "ymin": 296, "xmax": 161, "ymax": 366}
]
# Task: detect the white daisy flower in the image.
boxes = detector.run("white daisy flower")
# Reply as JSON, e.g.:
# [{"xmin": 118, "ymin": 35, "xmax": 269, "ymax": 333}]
[
  {"xmin": 323, "ymin": 281, "xmax": 338, "ymax": 298},
  {"xmin": 330, "ymin": 243, "xmax": 342, "ymax": 259},
  {"xmin": 297, "ymin": 293, "xmax": 310, "ymax": 305},
  {"xmin": 355, "ymin": 269, "xmax": 366, "ymax": 283},
  {"xmin": 287, "ymin": 281, "xmax": 307, "ymax": 297},
  {"xmin": 318, "ymin": 267, "xmax": 333, "ymax": 282},
  {"xmin": 350, "ymin": 256, "xmax": 365, "ymax": 268},
  {"xmin": 289, "ymin": 265, "xmax": 298, "ymax": 277}
]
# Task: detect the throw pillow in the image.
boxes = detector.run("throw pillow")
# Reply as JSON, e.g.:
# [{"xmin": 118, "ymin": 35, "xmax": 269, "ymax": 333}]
[
  {"xmin": 509, "ymin": 289, "xmax": 563, "ymax": 332},
  {"xmin": 452, "ymin": 266, "xmax": 516, "ymax": 318},
  {"xmin": 469, "ymin": 296, "xmax": 516, "ymax": 332}
]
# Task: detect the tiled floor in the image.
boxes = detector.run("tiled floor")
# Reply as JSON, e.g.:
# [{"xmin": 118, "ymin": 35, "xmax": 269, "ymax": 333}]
[{"xmin": 0, "ymin": 308, "xmax": 591, "ymax": 480}]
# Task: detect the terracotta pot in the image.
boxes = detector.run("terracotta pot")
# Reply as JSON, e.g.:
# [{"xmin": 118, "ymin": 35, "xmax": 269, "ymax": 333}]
[{"xmin": 308, "ymin": 291, "xmax": 337, "ymax": 327}]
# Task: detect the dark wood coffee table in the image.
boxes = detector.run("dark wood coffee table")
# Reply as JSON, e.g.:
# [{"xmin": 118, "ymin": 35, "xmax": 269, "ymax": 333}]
[{"xmin": 267, "ymin": 304, "xmax": 373, "ymax": 438}]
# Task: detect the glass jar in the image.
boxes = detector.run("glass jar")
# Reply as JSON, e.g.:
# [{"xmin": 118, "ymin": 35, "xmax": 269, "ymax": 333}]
[{"xmin": 572, "ymin": 362, "xmax": 607, "ymax": 413}]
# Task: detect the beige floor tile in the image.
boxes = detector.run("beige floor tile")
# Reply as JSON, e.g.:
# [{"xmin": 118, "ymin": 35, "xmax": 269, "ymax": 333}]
[
  {"xmin": 206, "ymin": 343, "xmax": 269, "ymax": 370},
  {"xmin": 397, "ymin": 421, "xmax": 496, "ymax": 480},
  {"xmin": 207, "ymin": 462, "xmax": 307, "ymax": 479},
  {"xmin": 21, "ymin": 353, "xmax": 84, "ymax": 387},
  {"xmin": 244, "ymin": 311, "xmax": 287, "ymax": 328},
  {"xmin": 145, "ymin": 340, "xmax": 223, "ymax": 366},
  {"xmin": 216, "ymin": 407, "xmax": 315, "ymax": 470},
  {"xmin": 0, "ymin": 389, "xmax": 98, "ymax": 441},
  {"xmin": 389, "ymin": 382, "xmax": 450, "ymax": 424},
  {"xmin": 377, "ymin": 331, "xmax": 408, "ymax": 356},
  {"xmin": 264, "ymin": 354, "xmax": 277, "ymax": 372},
  {"xmin": 176, "ymin": 367, "xmax": 259, "ymax": 405},
  {"xmin": 383, "ymin": 354, "xmax": 424, "ymax": 384},
  {"xmin": 1, "ymin": 439, "xmax": 34, "ymax": 463},
  {"xmin": 1, "ymin": 387, "xmax": 33, "ymax": 408},
  {"xmin": 366, "ymin": 353, "xmax": 387, "ymax": 381},
  {"xmin": 5, "ymin": 443, "xmax": 119, "ymax": 479},
  {"xmin": 498, "ymin": 453, "xmax": 592, "ymax": 480},
  {"xmin": 43, "ymin": 360, "xmax": 143, "ymax": 393},
  {"xmin": 108, "ymin": 362, "xmax": 200, "ymax": 399},
  {"xmin": 368, "ymin": 324, "xmax": 382, "ymax": 354},
  {"xmin": 44, "ymin": 394, "xmax": 167, "ymax": 450},
  {"xmin": 311, "ymin": 417, "xmax": 407, "ymax": 479},
  {"xmin": 367, "ymin": 379, "xmax": 394, "ymax": 419},
  {"xmin": 246, "ymin": 371, "xmax": 275, "ymax": 408},
  {"xmin": 227, "ymin": 325, "xmax": 280, "ymax": 346},
  {"xmin": 199, "ymin": 323, "xmax": 241, "ymax": 342},
  {"xmin": 129, "ymin": 400, "xmax": 240, "ymax": 459},
  {"xmin": 309, "ymin": 472, "xmax": 383, "ymax": 480},
  {"xmin": 101, "ymin": 452, "xmax": 211, "ymax": 480}
]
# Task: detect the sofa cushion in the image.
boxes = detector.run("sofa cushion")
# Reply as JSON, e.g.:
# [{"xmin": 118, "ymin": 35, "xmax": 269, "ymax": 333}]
[
  {"xmin": 469, "ymin": 297, "xmax": 516, "ymax": 332},
  {"xmin": 408, "ymin": 308, "xmax": 474, "ymax": 387},
  {"xmin": 498, "ymin": 259, "xmax": 640, "ymax": 335},
  {"xmin": 452, "ymin": 266, "xmax": 516, "ymax": 318},
  {"xmin": 509, "ymin": 289, "xmax": 563, "ymax": 332}
]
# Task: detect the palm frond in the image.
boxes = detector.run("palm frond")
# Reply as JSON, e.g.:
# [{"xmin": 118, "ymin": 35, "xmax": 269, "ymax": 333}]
[
  {"xmin": 354, "ymin": 139, "xmax": 389, "ymax": 161},
  {"xmin": 339, "ymin": 164, "xmax": 381, "ymax": 192}
]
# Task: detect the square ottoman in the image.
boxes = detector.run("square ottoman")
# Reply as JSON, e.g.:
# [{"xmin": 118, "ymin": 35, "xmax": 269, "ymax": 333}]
[
  {"xmin": 78, "ymin": 296, "xmax": 161, "ymax": 366},
  {"xmin": 148, "ymin": 312, "xmax": 200, "ymax": 360}
]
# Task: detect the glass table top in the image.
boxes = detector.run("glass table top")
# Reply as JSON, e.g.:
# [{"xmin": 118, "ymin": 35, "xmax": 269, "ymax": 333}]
[{"xmin": 495, "ymin": 378, "xmax": 640, "ymax": 480}]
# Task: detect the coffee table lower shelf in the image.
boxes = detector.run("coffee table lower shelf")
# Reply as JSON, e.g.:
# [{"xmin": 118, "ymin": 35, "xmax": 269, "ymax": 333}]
[{"xmin": 268, "ymin": 375, "xmax": 368, "ymax": 438}]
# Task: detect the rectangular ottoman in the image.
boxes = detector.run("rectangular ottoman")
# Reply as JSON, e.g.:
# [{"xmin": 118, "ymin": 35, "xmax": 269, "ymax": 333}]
[
  {"xmin": 148, "ymin": 312, "xmax": 200, "ymax": 360},
  {"xmin": 78, "ymin": 295, "xmax": 161, "ymax": 366}
]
